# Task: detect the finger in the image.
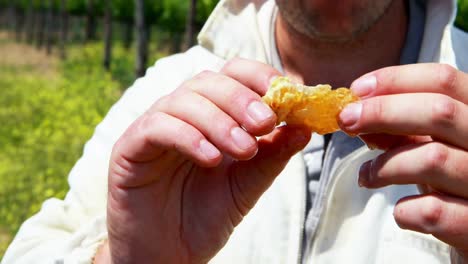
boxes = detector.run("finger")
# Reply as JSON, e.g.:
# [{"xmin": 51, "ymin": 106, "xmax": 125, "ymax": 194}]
[
  {"xmin": 112, "ymin": 112, "xmax": 222, "ymax": 187},
  {"xmin": 339, "ymin": 93, "xmax": 468, "ymax": 150},
  {"xmin": 351, "ymin": 63, "xmax": 468, "ymax": 103},
  {"xmin": 359, "ymin": 133, "xmax": 430, "ymax": 150},
  {"xmin": 154, "ymin": 92, "xmax": 258, "ymax": 160},
  {"xmin": 220, "ymin": 57, "xmax": 282, "ymax": 96},
  {"xmin": 359, "ymin": 142, "xmax": 468, "ymax": 198},
  {"xmin": 254, "ymin": 126, "xmax": 311, "ymax": 177},
  {"xmin": 185, "ymin": 71, "xmax": 277, "ymax": 135},
  {"xmin": 230, "ymin": 126, "xmax": 311, "ymax": 213},
  {"xmin": 394, "ymin": 193, "xmax": 468, "ymax": 250},
  {"xmin": 110, "ymin": 149, "xmax": 189, "ymax": 188}
]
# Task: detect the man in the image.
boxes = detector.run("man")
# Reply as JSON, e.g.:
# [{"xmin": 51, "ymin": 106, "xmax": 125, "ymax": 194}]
[{"xmin": 3, "ymin": 0, "xmax": 468, "ymax": 263}]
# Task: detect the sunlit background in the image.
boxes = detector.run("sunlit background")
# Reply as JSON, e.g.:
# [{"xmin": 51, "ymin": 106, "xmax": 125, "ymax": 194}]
[{"xmin": 0, "ymin": 0, "xmax": 467, "ymax": 259}]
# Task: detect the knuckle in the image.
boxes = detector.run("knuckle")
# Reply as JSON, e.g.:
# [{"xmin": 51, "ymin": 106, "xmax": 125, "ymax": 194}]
[
  {"xmin": 431, "ymin": 95, "xmax": 456, "ymax": 126},
  {"xmin": 437, "ymin": 64, "xmax": 457, "ymax": 92},
  {"xmin": 420, "ymin": 195, "xmax": 443, "ymax": 230},
  {"xmin": 423, "ymin": 143, "xmax": 449, "ymax": 173},
  {"xmin": 138, "ymin": 111, "xmax": 162, "ymax": 137},
  {"xmin": 173, "ymin": 122, "xmax": 202, "ymax": 151},
  {"xmin": 194, "ymin": 102, "xmax": 236, "ymax": 139},
  {"xmin": 376, "ymin": 66, "xmax": 398, "ymax": 90},
  {"xmin": 152, "ymin": 94, "xmax": 173, "ymax": 111},
  {"xmin": 193, "ymin": 70, "xmax": 215, "ymax": 80},
  {"xmin": 230, "ymin": 88, "xmax": 256, "ymax": 111},
  {"xmin": 109, "ymin": 153, "xmax": 133, "ymax": 181},
  {"xmin": 140, "ymin": 111, "xmax": 201, "ymax": 152},
  {"xmin": 365, "ymin": 97, "xmax": 387, "ymax": 126},
  {"xmin": 181, "ymin": 71, "xmax": 216, "ymax": 92},
  {"xmin": 222, "ymin": 57, "xmax": 242, "ymax": 71},
  {"xmin": 189, "ymin": 72, "xmax": 223, "ymax": 93},
  {"xmin": 114, "ymin": 115, "xmax": 149, "ymax": 153},
  {"xmin": 173, "ymin": 127, "xmax": 198, "ymax": 153},
  {"xmin": 219, "ymin": 122, "xmax": 238, "ymax": 141},
  {"xmin": 111, "ymin": 136, "xmax": 125, "ymax": 157}
]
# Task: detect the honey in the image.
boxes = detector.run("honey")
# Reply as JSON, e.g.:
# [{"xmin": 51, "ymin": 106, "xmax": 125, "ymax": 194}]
[{"xmin": 262, "ymin": 77, "xmax": 359, "ymax": 134}]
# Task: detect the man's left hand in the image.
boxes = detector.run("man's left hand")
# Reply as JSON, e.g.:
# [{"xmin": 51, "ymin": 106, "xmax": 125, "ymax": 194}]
[{"xmin": 338, "ymin": 63, "xmax": 468, "ymax": 260}]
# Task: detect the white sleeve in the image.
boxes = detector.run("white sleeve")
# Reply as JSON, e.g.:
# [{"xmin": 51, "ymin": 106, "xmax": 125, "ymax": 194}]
[
  {"xmin": 1, "ymin": 46, "xmax": 223, "ymax": 264},
  {"xmin": 451, "ymin": 25, "xmax": 468, "ymax": 73}
]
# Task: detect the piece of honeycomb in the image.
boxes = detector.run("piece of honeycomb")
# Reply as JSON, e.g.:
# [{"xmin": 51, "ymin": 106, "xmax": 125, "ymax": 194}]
[{"xmin": 262, "ymin": 76, "xmax": 359, "ymax": 135}]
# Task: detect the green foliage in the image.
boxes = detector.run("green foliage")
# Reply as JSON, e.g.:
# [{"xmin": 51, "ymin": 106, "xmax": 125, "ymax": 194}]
[
  {"xmin": 112, "ymin": 0, "xmax": 134, "ymax": 22},
  {"xmin": 67, "ymin": 0, "xmax": 104, "ymax": 16},
  {"xmin": 0, "ymin": 34, "xmax": 169, "ymax": 258},
  {"xmin": 456, "ymin": 0, "xmax": 468, "ymax": 32},
  {"xmin": 151, "ymin": 0, "xmax": 217, "ymax": 33},
  {"xmin": 0, "ymin": 43, "xmax": 123, "ymax": 258},
  {"xmin": 197, "ymin": 0, "xmax": 219, "ymax": 26},
  {"xmin": 67, "ymin": 0, "xmax": 86, "ymax": 14},
  {"xmin": 111, "ymin": 0, "xmax": 214, "ymax": 32},
  {"xmin": 1, "ymin": 0, "xmax": 219, "ymax": 34}
]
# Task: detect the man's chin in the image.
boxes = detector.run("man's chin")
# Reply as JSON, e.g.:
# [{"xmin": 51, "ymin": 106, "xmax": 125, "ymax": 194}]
[{"xmin": 301, "ymin": 26, "xmax": 369, "ymax": 44}]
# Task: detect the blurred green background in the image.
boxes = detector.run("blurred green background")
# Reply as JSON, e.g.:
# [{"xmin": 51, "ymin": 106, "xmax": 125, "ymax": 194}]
[
  {"xmin": 0, "ymin": 0, "xmax": 467, "ymax": 259},
  {"xmin": 0, "ymin": 0, "xmax": 218, "ymax": 258}
]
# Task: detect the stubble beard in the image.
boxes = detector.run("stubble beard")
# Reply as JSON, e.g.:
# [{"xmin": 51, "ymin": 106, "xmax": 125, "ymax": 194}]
[{"xmin": 276, "ymin": 0, "xmax": 395, "ymax": 43}]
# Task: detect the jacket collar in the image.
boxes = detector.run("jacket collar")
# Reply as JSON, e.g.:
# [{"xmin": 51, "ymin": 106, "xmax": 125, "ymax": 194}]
[
  {"xmin": 198, "ymin": 0, "xmax": 458, "ymax": 64},
  {"xmin": 198, "ymin": 0, "xmax": 275, "ymax": 63}
]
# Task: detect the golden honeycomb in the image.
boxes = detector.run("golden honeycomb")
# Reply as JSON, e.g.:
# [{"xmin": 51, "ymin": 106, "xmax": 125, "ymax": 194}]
[{"xmin": 262, "ymin": 76, "xmax": 359, "ymax": 135}]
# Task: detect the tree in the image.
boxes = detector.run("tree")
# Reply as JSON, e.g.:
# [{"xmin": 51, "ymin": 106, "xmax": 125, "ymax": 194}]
[
  {"xmin": 13, "ymin": 1, "xmax": 25, "ymax": 42},
  {"xmin": 44, "ymin": 0, "xmax": 53, "ymax": 54},
  {"xmin": 85, "ymin": 0, "xmax": 96, "ymax": 41},
  {"xmin": 456, "ymin": 0, "xmax": 468, "ymax": 32},
  {"xmin": 7, "ymin": 2, "xmax": 17, "ymax": 39},
  {"xmin": 36, "ymin": 0, "xmax": 46, "ymax": 49},
  {"xmin": 112, "ymin": 0, "xmax": 134, "ymax": 49},
  {"xmin": 134, "ymin": 0, "xmax": 147, "ymax": 77},
  {"xmin": 183, "ymin": 0, "xmax": 197, "ymax": 51},
  {"xmin": 25, "ymin": 0, "xmax": 35, "ymax": 43},
  {"xmin": 103, "ymin": 0, "xmax": 112, "ymax": 70},
  {"xmin": 59, "ymin": 0, "xmax": 68, "ymax": 59}
]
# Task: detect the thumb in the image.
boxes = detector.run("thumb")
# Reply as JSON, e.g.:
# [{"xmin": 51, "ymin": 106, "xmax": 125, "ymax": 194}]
[
  {"xmin": 255, "ymin": 126, "xmax": 311, "ymax": 176},
  {"xmin": 231, "ymin": 126, "xmax": 311, "ymax": 212}
]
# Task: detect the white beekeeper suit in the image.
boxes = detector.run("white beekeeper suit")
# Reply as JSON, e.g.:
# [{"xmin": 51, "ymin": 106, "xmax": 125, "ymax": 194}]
[{"xmin": 3, "ymin": 0, "xmax": 468, "ymax": 263}]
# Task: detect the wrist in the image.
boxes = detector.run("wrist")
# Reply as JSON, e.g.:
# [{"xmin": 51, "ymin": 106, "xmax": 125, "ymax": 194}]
[{"xmin": 93, "ymin": 240, "xmax": 112, "ymax": 264}]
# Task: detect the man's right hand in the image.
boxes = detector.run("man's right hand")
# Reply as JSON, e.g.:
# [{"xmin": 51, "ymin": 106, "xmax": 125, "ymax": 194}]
[{"xmin": 102, "ymin": 59, "xmax": 311, "ymax": 263}]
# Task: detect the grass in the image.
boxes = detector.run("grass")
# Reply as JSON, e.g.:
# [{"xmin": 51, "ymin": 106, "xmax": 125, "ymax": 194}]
[{"xmin": 0, "ymin": 31, "xmax": 167, "ymax": 259}]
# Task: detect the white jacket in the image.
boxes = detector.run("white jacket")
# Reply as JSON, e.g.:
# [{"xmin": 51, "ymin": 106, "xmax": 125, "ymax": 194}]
[{"xmin": 3, "ymin": 0, "xmax": 468, "ymax": 263}]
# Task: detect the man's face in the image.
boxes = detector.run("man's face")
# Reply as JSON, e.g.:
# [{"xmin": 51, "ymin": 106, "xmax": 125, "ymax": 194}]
[{"xmin": 276, "ymin": 0, "xmax": 395, "ymax": 42}]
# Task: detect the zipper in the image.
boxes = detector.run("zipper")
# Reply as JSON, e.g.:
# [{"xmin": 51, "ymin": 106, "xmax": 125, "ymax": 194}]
[
  {"xmin": 300, "ymin": 133, "xmax": 336, "ymax": 263},
  {"xmin": 298, "ymin": 133, "xmax": 334, "ymax": 264},
  {"xmin": 296, "ymin": 151, "xmax": 308, "ymax": 264},
  {"xmin": 297, "ymin": 135, "xmax": 369, "ymax": 263}
]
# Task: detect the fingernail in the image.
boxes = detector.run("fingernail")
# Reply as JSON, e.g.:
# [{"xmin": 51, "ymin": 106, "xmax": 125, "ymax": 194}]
[
  {"xmin": 339, "ymin": 102, "xmax": 362, "ymax": 128},
  {"xmin": 358, "ymin": 160, "xmax": 371, "ymax": 187},
  {"xmin": 199, "ymin": 139, "xmax": 220, "ymax": 160},
  {"xmin": 268, "ymin": 75, "xmax": 281, "ymax": 86},
  {"xmin": 247, "ymin": 101, "xmax": 275, "ymax": 124},
  {"xmin": 231, "ymin": 127, "xmax": 256, "ymax": 151},
  {"xmin": 351, "ymin": 75, "xmax": 376, "ymax": 98},
  {"xmin": 262, "ymin": 75, "xmax": 281, "ymax": 94}
]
